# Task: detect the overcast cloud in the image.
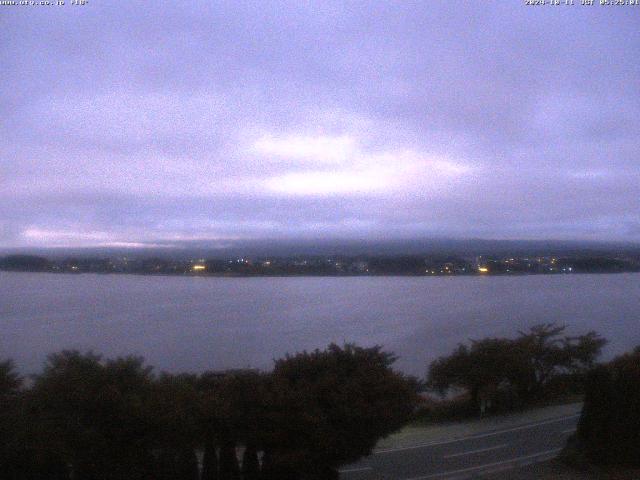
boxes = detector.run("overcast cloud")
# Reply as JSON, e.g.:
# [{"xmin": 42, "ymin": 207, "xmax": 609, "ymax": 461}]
[{"xmin": 2, "ymin": 1, "xmax": 639, "ymax": 248}]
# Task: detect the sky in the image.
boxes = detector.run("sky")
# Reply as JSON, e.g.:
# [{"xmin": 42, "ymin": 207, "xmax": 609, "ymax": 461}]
[{"xmin": 2, "ymin": 1, "xmax": 639, "ymax": 249}]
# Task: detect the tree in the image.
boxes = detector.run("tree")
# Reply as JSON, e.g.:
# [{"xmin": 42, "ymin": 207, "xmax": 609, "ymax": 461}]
[
  {"xmin": 0, "ymin": 360, "xmax": 21, "ymax": 398},
  {"xmin": 175, "ymin": 448, "xmax": 199, "ymax": 480},
  {"xmin": 263, "ymin": 344, "xmax": 418, "ymax": 478},
  {"xmin": 241, "ymin": 445, "xmax": 260, "ymax": 480},
  {"xmin": 562, "ymin": 330, "xmax": 608, "ymax": 372},
  {"xmin": 197, "ymin": 371, "xmax": 267, "ymax": 480},
  {"xmin": 428, "ymin": 324, "xmax": 607, "ymax": 412},
  {"xmin": 29, "ymin": 351, "xmax": 158, "ymax": 480},
  {"xmin": 516, "ymin": 323, "xmax": 569, "ymax": 390},
  {"xmin": 515, "ymin": 324, "xmax": 606, "ymax": 397},
  {"xmin": 5, "ymin": 344, "xmax": 416, "ymax": 479},
  {"xmin": 150, "ymin": 373, "xmax": 201, "ymax": 480},
  {"xmin": 428, "ymin": 339, "xmax": 529, "ymax": 411},
  {"xmin": 200, "ymin": 443, "xmax": 219, "ymax": 480},
  {"xmin": 577, "ymin": 346, "xmax": 640, "ymax": 466},
  {"xmin": 218, "ymin": 442, "xmax": 240, "ymax": 480},
  {"xmin": 575, "ymin": 365, "xmax": 613, "ymax": 464},
  {"xmin": 0, "ymin": 360, "xmax": 25, "ymax": 479}
]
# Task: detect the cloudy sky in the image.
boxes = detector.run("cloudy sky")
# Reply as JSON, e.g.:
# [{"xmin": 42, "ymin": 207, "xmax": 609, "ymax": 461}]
[{"xmin": 2, "ymin": 1, "xmax": 639, "ymax": 249}]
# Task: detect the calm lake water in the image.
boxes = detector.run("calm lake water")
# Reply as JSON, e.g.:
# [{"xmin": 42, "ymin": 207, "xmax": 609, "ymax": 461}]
[{"xmin": 1, "ymin": 272, "xmax": 639, "ymax": 377}]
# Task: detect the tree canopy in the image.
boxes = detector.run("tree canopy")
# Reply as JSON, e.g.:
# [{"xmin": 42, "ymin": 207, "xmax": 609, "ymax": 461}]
[
  {"xmin": 0, "ymin": 344, "xmax": 417, "ymax": 480},
  {"xmin": 427, "ymin": 324, "xmax": 606, "ymax": 412},
  {"xmin": 577, "ymin": 346, "xmax": 640, "ymax": 466},
  {"xmin": 264, "ymin": 344, "xmax": 418, "ymax": 478}
]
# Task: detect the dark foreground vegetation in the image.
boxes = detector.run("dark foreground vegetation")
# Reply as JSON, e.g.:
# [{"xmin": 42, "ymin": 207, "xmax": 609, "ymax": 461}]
[
  {"xmin": 426, "ymin": 324, "xmax": 606, "ymax": 417},
  {"xmin": 570, "ymin": 346, "xmax": 640, "ymax": 467},
  {"xmin": 0, "ymin": 344, "xmax": 418, "ymax": 480},
  {"xmin": 425, "ymin": 326, "xmax": 640, "ymax": 474},
  {"xmin": 2, "ymin": 326, "xmax": 637, "ymax": 479}
]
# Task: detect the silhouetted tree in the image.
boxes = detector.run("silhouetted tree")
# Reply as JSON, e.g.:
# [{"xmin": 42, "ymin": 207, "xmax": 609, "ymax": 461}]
[
  {"xmin": 429, "ymin": 338, "xmax": 529, "ymax": 411},
  {"xmin": 29, "ymin": 351, "xmax": 158, "ymax": 480},
  {"xmin": 198, "ymin": 371, "xmax": 267, "ymax": 480},
  {"xmin": 157, "ymin": 449, "xmax": 179, "ymax": 480},
  {"xmin": 2, "ymin": 344, "xmax": 417, "ymax": 480},
  {"xmin": 200, "ymin": 443, "xmax": 219, "ymax": 480},
  {"xmin": 241, "ymin": 444, "xmax": 260, "ymax": 480},
  {"xmin": 175, "ymin": 448, "xmax": 199, "ymax": 480},
  {"xmin": 0, "ymin": 359, "xmax": 25, "ymax": 479},
  {"xmin": 515, "ymin": 324, "xmax": 606, "ymax": 397},
  {"xmin": 428, "ymin": 324, "xmax": 606, "ymax": 412},
  {"xmin": 0, "ymin": 360, "xmax": 21, "ymax": 397},
  {"xmin": 577, "ymin": 346, "xmax": 640, "ymax": 466},
  {"xmin": 262, "ymin": 344, "xmax": 418, "ymax": 478},
  {"xmin": 218, "ymin": 442, "xmax": 240, "ymax": 480},
  {"xmin": 576, "ymin": 365, "xmax": 613, "ymax": 464},
  {"xmin": 150, "ymin": 373, "xmax": 201, "ymax": 479}
]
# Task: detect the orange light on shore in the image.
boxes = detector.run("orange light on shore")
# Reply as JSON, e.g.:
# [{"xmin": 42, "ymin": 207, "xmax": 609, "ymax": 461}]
[
  {"xmin": 478, "ymin": 267, "xmax": 489, "ymax": 273},
  {"xmin": 192, "ymin": 264, "xmax": 206, "ymax": 271}
]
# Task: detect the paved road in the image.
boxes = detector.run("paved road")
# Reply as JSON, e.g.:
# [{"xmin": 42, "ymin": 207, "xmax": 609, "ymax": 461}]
[{"xmin": 339, "ymin": 413, "xmax": 580, "ymax": 479}]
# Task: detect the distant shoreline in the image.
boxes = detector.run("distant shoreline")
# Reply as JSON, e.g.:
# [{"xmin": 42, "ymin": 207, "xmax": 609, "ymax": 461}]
[
  {"xmin": 2, "ymin": 269, "xmax": 639, "ymax": 278},
  {"xmin": 2, "ymin": 252, "xmax": 639, "ymax": 277}
]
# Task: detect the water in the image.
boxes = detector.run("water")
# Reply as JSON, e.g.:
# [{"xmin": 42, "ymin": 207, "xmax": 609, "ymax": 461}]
[{"xmin": 1, "ymin": 272, "xmax": 639, "ymax": 377}]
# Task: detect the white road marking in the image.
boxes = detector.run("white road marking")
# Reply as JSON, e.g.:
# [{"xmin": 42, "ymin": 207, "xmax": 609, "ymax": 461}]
[
  {"xmin": 443, "ymin": 443, "xmax": 507, "ymax": 459},
  {"xmin": 406, "ymin": 447, "xmax": 562, "ymax": 479},
  {"xmin": 561, "ymin": 428, "xmax": 576, "ymax": 434},
  {"xmin": 375, "ymin": 414, "xmax": 579, "ymax": 454},
  {"xmin": 339, "ymin": 466, "xmax": 373, "ymax": 474}
]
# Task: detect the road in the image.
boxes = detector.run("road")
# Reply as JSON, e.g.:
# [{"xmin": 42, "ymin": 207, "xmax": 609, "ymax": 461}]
[{"xmin": 339, "ymin": 412, "xmax": 580, "ymax": 479}]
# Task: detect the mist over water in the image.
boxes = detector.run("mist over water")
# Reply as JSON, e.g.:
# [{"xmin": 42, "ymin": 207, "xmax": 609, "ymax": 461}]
[{"xmin": 1, "ymin": 272, "xmax": 639, "ymax": 377}]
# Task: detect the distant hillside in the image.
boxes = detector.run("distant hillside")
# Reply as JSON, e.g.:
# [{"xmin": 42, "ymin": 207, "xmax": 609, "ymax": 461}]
[{"xmin": 2, "ymin": 238, "xmax": 639, "ymax": 260}]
